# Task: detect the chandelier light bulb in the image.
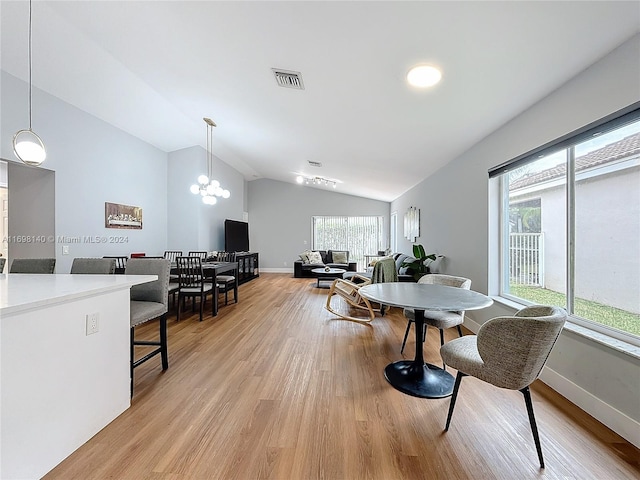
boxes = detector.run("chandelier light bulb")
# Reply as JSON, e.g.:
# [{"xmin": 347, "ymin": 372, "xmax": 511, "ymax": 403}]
[
  {"xmin": 211, "ymin": 179, "xmax": 220, "ymax": 188},
  {"xmin": 198, "ymin": 174, "xmax": 209, "ymax": 185},
  {"xmin": 190, "ymin": 184, "xmax": 200, "ymax": 194},
  {"xmin": 205, "ymin": 184, "xmax": 215, "ymax": 195},
  {"xmin": 296, "ymin": 175, "xmax": 304, "ymax": 184},
  {"xmin": 222, "ymin": 189, "xmax": 230, "ymax": 199}
]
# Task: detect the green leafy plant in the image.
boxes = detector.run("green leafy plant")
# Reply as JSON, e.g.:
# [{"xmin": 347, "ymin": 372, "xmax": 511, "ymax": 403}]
[{"xmin": 401, "ymin": 244, "xmax": 443, "ymax": 281}]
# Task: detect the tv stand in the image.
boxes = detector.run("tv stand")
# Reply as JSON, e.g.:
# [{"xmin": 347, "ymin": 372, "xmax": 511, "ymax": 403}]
[{"xmin": 236, "ymin": 252, "xmax": 259, "ymax": 284}]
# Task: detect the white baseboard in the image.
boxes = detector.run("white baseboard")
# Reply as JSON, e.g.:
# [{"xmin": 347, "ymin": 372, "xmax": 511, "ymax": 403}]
[
  {"xmin": 463, "ymin": 317, "xmax": 640, "ymax": 448},
  {"xmin": 259, "ymin": 268, "xmax": 292, "ymax": 274}
]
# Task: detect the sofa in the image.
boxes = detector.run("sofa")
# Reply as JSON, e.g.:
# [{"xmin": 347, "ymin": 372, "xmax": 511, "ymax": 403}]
[
  {"xmin": 343, "ymin": 252, "xmax": 419, "ymax": 283},
  {"xmin": 294, "ymin": 250, "xmax": 357, "ymax": 278}
]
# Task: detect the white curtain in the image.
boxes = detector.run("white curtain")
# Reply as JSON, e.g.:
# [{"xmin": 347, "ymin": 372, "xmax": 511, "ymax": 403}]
[{"xmin": 312, "ymin": 216, "xmax": 385, "ymax": 270}]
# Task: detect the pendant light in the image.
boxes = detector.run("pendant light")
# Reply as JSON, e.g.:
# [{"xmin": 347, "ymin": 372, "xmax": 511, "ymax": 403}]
[
  {"xmin": 190, "ymin": 117, "xmax": 230, "ymax": 205},
  {"xmin": 13, "ymin": 0, "xmax": 46, "ymax": 166}
]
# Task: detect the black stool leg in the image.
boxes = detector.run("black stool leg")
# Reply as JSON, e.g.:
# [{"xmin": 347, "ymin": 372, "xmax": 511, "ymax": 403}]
[
  {"xmin": 160, "ymin": 314, "xmax": 168, "ymax": 370},
  {"xmin": 456, "ymin": 325, "xmax": 464, "ymax": 337},
  {"xmin": 521, "ymin": 386, "xmax": 545, "ymax": 468},
  {"xmin": 130, "ymin": 326, "xmax": 135, "ymax": 397},
  {"xmin": 445, "ymin": 371, "xmax": 465, "ymax": 431}
]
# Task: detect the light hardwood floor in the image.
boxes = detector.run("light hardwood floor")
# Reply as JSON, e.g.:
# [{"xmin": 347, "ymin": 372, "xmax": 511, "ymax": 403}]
[{"xmin": 45, "ymin": 273, "xmax": 639, "ymax": 480}]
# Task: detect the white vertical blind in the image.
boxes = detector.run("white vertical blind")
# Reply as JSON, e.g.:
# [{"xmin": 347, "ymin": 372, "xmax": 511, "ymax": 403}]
[{"xmin": 312, "ymin": 216, "xmax": 384, "ymax": 270}]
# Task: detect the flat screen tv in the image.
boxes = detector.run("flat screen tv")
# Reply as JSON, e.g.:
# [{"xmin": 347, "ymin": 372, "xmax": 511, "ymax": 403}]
[{"xmin": 224, "ymin": 219, "xmax": 249, "ymax": 252}]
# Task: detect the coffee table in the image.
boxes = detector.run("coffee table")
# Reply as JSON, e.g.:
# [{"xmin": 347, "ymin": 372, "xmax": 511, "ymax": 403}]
[
  {"xmin": 311, "ymin": 267, "xmax": 346, "ymax": 288},
  {"xmin": 359, "ymin": 283, "xmax": 493, "ymax": 398}
]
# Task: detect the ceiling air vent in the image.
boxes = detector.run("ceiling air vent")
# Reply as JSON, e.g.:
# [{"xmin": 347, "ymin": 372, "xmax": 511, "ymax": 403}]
[
  {"xmin": 307, "ymin": 160, "xmax": 322, "ymax": 168},
  {"xmin": 272, "ymin": 69, "xmax": 304, "ymax": 90}
]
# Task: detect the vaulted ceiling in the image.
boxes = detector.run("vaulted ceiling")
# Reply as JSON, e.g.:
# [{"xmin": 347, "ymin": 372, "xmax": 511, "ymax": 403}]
[{"xmin": 2, "ymin": 1, "xmax": 638, "ymax": 201}]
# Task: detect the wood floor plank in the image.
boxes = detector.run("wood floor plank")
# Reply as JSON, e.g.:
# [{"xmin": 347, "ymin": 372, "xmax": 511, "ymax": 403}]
[{"xmin": 43, "ymin": 273, "xmax": 640, "ymax": 480}]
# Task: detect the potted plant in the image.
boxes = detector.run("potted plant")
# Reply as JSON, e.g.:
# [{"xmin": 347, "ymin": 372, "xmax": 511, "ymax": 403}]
[{"xmin": 401, "ymin": 244, "xmax": 443, "ymax": 281}]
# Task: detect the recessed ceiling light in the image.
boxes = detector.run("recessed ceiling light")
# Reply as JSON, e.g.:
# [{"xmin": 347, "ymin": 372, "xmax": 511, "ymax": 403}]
[{"xmin": 407, "ymin": 64, "xmax": 442, "ymax": 88}]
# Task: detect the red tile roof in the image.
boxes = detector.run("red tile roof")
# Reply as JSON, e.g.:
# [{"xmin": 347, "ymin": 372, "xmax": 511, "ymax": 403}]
[{"xmin": 510, "ymin": 132, "xmax": 640, "ymax": 190}]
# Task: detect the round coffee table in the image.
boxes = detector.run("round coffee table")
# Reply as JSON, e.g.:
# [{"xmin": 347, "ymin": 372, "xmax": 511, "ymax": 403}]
[{"xmin": 311, "ymin": 267, "xmax": 346, "ymax": 288}]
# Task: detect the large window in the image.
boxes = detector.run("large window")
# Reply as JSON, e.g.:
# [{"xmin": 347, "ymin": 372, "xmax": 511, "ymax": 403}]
[
  {"xmin": 312, "ymin": 216, "xmax": 385, "ymax": 270},
  {"xmin": 492, "ymin": 106, "xmax": 640, "ymax": 343}
]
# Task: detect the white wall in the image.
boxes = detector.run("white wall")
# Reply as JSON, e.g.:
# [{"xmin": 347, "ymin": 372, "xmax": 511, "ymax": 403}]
[
  {"xmin": 391, "ymin": 35, "xmax": 640, "ymax": 446},
  {"xmin": 1, "ymin": 71, "xmax": 169, "ymax": 273},
  {"xmin": 248, "ymin": 178, "xmax": 390, "ymax": 271}
]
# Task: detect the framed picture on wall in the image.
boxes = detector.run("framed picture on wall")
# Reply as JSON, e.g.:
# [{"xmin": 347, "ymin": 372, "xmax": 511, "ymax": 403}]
[{"xmin": 105, "ymin": 202, "xmax": 142, "ymax": 229}]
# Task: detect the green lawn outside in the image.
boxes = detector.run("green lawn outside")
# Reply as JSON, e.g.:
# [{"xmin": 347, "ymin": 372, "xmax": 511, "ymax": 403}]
[{"xmin": 509, "ymin": 285, "xmax": 640, "ymax": 337}]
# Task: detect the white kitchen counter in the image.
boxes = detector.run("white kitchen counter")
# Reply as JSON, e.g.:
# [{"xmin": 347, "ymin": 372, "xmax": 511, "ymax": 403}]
[
  {"xmin": 0, "ymin": 273, "xmax": 156, "ymax": 316},
  {"xmin": 0, "ymin": 273, "xmax": 156, "ymax": 479}
]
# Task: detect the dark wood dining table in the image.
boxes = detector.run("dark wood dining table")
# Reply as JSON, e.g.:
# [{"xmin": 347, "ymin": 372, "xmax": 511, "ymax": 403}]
[{"xmin": 171, "ymin": 261, "xmax": 238, "ymax": 316}]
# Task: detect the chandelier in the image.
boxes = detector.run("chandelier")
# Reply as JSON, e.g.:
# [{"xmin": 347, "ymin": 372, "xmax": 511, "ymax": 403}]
[
  {"xmin": 296, "ymin": 175, "xmax": 337, "ymax": 189},
  {"xmin": 190, "ymin": 117, "xmax": 230, "ymax": 205},
  {"xmin": 13, "ymin": 0, "xmax": 46, "ymax": 166}
]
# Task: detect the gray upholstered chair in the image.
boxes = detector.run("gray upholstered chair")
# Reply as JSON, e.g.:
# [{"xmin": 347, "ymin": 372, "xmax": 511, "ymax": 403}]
[
  {"xmin": 401, "ymin": 274, "xmax": 471, "ymax": 355},
  {"xmin": 126, "ymin": 258, "xmax": 171, "ymax": 396},
  {"xmin": 0, "ymin": 257, "xmax": 5, "ymax": 273},
  {"xmin": 70, "ymin": 257, "xmax": 116, "ymax": 274},
  {"xmin": 440, "ymin": 305, "xmax": 567, "ymax": 469},
  {"xmin": 9, "ymin": 258, "xmax": 56, "ymax": 273}
]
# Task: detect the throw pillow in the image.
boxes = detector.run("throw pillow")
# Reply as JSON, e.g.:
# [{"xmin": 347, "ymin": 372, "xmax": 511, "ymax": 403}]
[
  {"xmin": 307, "ymin": 251, "xmax": 324, "ymax": 265},
  {"xmin": 299, "ymin": 250, "xmax": 311, "ymax": 264},
  {"xmin": 332, "ymin": 251, "xmax": 348, "ymax": 264}
]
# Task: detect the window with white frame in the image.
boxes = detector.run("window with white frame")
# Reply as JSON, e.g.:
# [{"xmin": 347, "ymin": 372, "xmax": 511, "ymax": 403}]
[
  {"xmin": 491, "ymin": 105, "xmax": 640, "ymax": 343},
  {"xmin": 312, "ymin": 216, "xmax": 385, "ymax": 271}
]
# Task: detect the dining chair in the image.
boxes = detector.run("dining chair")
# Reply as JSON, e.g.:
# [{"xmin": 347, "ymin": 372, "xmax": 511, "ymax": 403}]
[
  {"xmin": 176, "ymin": 256, "xmax": 215, "ymax": 321},
  {"xmin": 9, "ymin": 258, "xmax": 56, "ymax": 273},
  {"xmin": 188, "ymin": 251, "xmax": 208, "ymax": 260},
  {"xmin": 103, "ymin": 256, "xmax": 127, "ymax": 274},
  {"xmin": 163, "ymin": 250, "xmax": 182, "ymax": 262},
  {"xmin": 0, "ymin": 257, "xmax": 5, "ymax": 273},
  {"xmin": 70, "ymin": 257, "xmax": 116, "ymax": 274},
  {"xmin": 440, "ymin": 305, "xmax": 567, "ymax": 469},
  {"xmin": 126, "ymin": 258, "xmax": 171, "ymax": 397},
  {"xmin": 215, "ymin": 251, "xmax": 238, "ymax": 305},
  {"xmin": 401, "ymin": 274, "xmax": 472, "ymax": 355}
]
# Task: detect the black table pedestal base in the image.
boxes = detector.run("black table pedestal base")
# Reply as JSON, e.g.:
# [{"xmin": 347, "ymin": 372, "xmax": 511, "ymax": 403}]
[{"xmin": 384, "ymin": 360, "xmax": 455, "ymax": 399}]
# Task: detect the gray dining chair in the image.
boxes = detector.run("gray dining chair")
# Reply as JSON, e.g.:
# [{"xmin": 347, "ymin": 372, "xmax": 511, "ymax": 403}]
[
  {"xmin": 401, "ymin": 274, "xmax": 471, "ymax": 355},
  {"xmin": 9, "ymin": 258, "xmax": 56, "ymax": 273},
  {"xmin": 0, "ymin": 257, "xmax": 5, "ymax": 273},
  {"xmin": 215, "ymin": 251, "xmax": 238, "ymax": 305},
  {"xmin": 176, "ymin": 256, "xmax": 215, "ymax": 321},
  {"xmin": 440, "ymin": 305, "xmax": 567, "ymax": 469},
  {"xmin": 126, "ymin": 258, "xmax": 171, "ymax": 397},
  {"xmin": 70, "ymin": 257, "xmax": 116, "ymax": 274}
]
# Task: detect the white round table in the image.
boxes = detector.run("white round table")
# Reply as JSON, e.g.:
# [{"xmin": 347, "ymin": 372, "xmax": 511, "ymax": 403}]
[{"xmin": 359, "ymin": 283, "xmax": 493, "ymax": 398}]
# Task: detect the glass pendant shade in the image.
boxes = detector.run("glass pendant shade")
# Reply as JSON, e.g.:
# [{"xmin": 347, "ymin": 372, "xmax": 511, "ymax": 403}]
[
  {"xmin": 13, "ymin": 0, "xmax": 46, "ymax": 167},
  {"xmin": 13, "ymin": 129, "xmax": 46, "ymax": 166}
]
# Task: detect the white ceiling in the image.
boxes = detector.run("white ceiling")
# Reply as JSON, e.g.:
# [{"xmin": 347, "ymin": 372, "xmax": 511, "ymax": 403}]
[{"xmin": 2, "ymin": 1, "xmax": 639, "ymax": 201}]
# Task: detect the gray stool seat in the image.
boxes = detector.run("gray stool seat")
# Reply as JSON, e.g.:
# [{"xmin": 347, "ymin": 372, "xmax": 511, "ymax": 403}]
[
  {"xmin": 70, "ymin": 258, "xmax": 115, "ymax": 274},
  {"xmin": 126, "ymin": 258, "xmax": 171, "ymax": 396}
]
